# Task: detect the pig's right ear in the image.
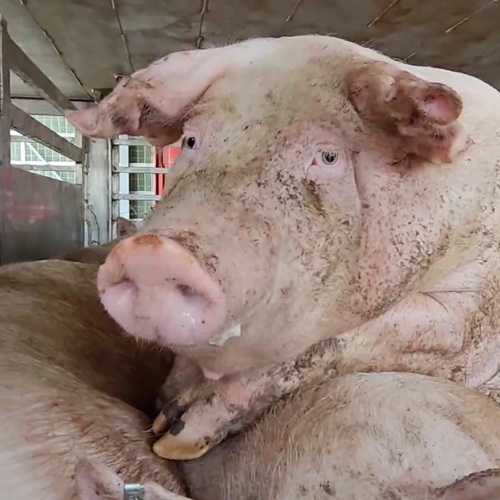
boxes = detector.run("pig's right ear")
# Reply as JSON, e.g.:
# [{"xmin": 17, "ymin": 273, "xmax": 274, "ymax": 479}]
[
  {"xmin": 66, "ymin": 49, "xmax": 228, "ymax": 146},
  {"xmin": 347, "ymin": 59, "xmax": 469, "ymax": 164},
  {"xmin": 436, "ymin": 468, "xmax": 500, "ymax": 500}
]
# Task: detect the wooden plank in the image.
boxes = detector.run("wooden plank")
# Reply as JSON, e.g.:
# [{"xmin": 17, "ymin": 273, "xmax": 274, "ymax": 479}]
[
  {"xmin": 10, "ymin": 105, "xmax": 83, "ymax": 162},
  {"xmin": 4, "ymin": 21, "xmax": 76, "ymax": 113}
]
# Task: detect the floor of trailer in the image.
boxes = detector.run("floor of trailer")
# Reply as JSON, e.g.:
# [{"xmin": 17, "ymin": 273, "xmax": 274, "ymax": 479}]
[{"xmin": 0, "ymin": 0, "xmax": 499, "ymax": 107}]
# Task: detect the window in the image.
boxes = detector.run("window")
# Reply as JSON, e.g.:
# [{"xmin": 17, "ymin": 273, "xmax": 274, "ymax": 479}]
[
  {"xmin": 33, "ymin": 170, "xmax": 77, "ymax": 183},
  {"xmin": 25, "ymin": 142, "xmax": 71, "ymax": 163},
  {"xmin": 129, "ymin": 145, "xmax": 153, "ymax": 164},
  {"xmin": 9, "ymin": 114, "xmax": 79, "ymax": 184},
  {"xmin": 129, "ymin": 145, "xmax": 154, "ymax": 206},
  {"xmin": 10, "ymin": 142, "xmax": 21, "ymax": 162},
  {"xmin": 129, "ymin": 172, "xmax": 153, "ymax": 192},
  {"xmin": 130, "ymin": 200, "xmax": 154, "ymax": 220},
  {"xmin": 32, "ymin": 115, "xmax": 76, "ymax": 136}
]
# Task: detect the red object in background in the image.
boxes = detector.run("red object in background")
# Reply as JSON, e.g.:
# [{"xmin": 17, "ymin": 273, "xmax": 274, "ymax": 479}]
[{"xmin": 155, "ymin": 146, "xmax": 180, "ymax": 197}]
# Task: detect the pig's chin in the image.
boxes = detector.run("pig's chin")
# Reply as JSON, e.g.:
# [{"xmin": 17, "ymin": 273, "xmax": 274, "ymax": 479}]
[{"xmin": 98, "ymin": 278, "xmax": 228, "ymax": 349}]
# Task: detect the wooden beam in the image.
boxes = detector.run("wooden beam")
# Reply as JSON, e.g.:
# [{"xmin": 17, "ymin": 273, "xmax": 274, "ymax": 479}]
[
  {"xmin": 5, "ymin": 25, "xmax": 77, "ymax": 113},
  {"xmin": 11, "ymin": 105, "xmax": 83, "ymax": 162}
]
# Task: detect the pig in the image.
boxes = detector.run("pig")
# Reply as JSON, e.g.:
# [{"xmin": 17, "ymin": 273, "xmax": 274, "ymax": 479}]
[
  {"xmin": 55, "ymin": 216, "xmax": 137, "ymax": 264},
  {"xmin": 0, "ymin": 259, "xmax": 184, "ymax": 499},
  {"xmin": 77, "ymin": 372, "xmax": 500, "ymax": 500},
  {"xmin": 66, "ymin": 34, "xmax": 500, "ymax": 459},
  {"xmin": 2, "ymin": 260, "xmax": 500, "ymax": 500}
]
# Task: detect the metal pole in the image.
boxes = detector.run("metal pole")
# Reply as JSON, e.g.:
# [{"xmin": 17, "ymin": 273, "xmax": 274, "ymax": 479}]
[{"xmin": 0, "ymin": 16, "xmax": 11, "ymax": 265}]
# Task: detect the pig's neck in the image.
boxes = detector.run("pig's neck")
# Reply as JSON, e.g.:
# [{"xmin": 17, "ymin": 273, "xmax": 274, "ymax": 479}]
[{"xmin": 338, "ymin": 242, "xmax": 500, "ymax": 387}]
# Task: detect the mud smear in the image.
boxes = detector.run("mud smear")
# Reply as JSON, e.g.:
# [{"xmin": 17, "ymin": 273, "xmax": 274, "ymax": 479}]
[{"xmin": 300, "ymin": 178, "xmax": 325, "ymax": 216}]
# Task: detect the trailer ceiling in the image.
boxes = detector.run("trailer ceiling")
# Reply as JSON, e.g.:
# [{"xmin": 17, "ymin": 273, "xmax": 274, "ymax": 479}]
[{"xmin": 1, "ymin": 0, "xmax": 499, "ymax": 102}]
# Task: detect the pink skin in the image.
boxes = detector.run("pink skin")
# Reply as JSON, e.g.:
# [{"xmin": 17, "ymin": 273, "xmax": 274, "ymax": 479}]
[
  {"xmin": 97, "ymin": 233, "xmax": 227, "ymax": 347},
  {"xmin": 66, "ymin": 35, "xmax": 500, "ymax": 461}
]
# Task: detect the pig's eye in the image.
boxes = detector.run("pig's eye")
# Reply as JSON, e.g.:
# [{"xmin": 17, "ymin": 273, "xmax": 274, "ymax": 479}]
[
  {"xmin": 319, "ymin": 150, "xmax": 340, "ymax": 166},
  {"xmin": 182, "ymin": 136, "xmax": 197, "ymax": 149}
]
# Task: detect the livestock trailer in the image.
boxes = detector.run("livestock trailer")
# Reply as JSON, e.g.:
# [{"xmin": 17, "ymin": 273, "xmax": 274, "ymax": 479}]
[{"xmin": 0, "ymin": 0, "xmax": 497, "ymax": 263}]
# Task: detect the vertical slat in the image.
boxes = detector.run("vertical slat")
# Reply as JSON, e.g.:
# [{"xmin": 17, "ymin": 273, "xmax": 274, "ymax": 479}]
[{"xmin": 0, "ymin": 16, "xmax": 11, "ymax": 265}]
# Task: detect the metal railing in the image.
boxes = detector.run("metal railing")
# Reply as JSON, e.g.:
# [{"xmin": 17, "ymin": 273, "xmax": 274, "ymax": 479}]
[
  {"xmin": 0, "ymin": 16, "xmax": 85, "ymax": 167},
  {"xmin": 110, "ymin": 137, "xmax": 179, "ymax": 234},
  {"xmin": 0, "ymin": 15, "xmax": 88, "ymax": 261}
]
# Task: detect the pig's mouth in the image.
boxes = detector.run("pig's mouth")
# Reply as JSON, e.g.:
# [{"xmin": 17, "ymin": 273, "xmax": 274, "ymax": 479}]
[{"xmin": 97, "ymin": 233, "xmax": 229, "ymax": 349}]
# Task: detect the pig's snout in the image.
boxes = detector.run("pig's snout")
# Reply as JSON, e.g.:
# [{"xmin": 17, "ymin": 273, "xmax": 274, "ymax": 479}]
[{"xmin": 97, "ymin": 233, "xmax": 227, "ymax": 347}]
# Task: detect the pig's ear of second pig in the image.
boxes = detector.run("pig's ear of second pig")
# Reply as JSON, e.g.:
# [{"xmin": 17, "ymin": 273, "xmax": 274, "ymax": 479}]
[
  {"xmin": 116, "ymin": 216, "xmax": 138, "ymax": 237},
  {"xmin": 346, "ymin": 59, "xmax": 469, "ymax": 164},
  {"xmin": 436, "ymin": 468, "xmax": 500, "ymax": 500},
  {"xmin": 74, "ymin": 457, "xmax": 124, "ymax": 500}
]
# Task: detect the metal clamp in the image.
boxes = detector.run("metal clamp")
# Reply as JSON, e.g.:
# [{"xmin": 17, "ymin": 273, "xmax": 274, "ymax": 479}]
[{"xmin": 124, "ymin": 483, "xmax": 145, "ymax": 500}]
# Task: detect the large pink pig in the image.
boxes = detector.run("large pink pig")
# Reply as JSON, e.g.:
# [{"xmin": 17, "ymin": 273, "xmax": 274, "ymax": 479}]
[{"xmin": 67, "ymin": 35, "xmax": 500, "ymax": 460}]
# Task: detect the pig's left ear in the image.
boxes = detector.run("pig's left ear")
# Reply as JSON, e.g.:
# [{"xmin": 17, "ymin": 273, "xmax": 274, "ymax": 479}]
[
  {"xmin": 436, "ymin": 469, "xmax": 500, "ymax": 500},
  {"xmin": 347, "ymin": 60, "xmax": 469, "ymax": 164},
  {"xmin": 66, "ymin": 50, "xmax": 226, "ymax": 147},
  {"xmin": 74, "ymin": 457, "xmax": 124, "ymax": 500}
]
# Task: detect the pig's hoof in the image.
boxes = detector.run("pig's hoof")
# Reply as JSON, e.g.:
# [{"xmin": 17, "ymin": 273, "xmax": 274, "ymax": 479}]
[
  {"xmin": 153, "ymin": 431, "xmax": 210, "ymax": 460},
  {"xmin": 152, "ymin": 401, "xmax": 186, "ymax": 435}
]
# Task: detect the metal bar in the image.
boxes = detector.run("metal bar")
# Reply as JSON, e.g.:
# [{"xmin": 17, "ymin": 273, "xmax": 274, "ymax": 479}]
[
  {"xmin": 113, "ymin": 166, "xmax": 169, "ymax": 174},
  {"xmin": 0, "ymin": 16, "xmax": 11, "ymax": 265},
  {"xmin": 112, "ymin": 137, "xmax": 154, "ymax": 146},
  {"xmin": 0, "ymin": 17, "xmax": 11, "ymax": 170},
  {"xmin": 12, "ymin": 97, "xmax": 91, "ymax": 115},
  {"xmin": 113, "ymin": 193, "xmax": 161, "ymax": 201},
  {"xmin": 12, "ymin": 164, "xmax": 80, "ymax": 172},
  {"xmin": 5, "ymin": 30, "xmax": 76, "ymax": 113},
  {"xmin": 10, "ymin": 105, "xmax": 83, "ymax": 162},
  {"xmin": 112, "ymin": 138, "xmax": 183, "ymax": 148},
  {"xmin": 10, "ymin": 133, "xmax": 75, "ymax": 143}
]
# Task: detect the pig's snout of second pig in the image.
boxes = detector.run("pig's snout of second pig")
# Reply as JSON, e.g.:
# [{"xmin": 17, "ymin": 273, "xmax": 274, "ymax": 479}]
[{"xmin": 97, "ymin": 233, "xmax": 227, "ymax": 347}]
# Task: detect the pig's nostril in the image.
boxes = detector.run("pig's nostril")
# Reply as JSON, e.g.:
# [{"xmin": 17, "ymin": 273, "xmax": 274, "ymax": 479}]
[{"xmin": 176, "ymin": 284, "xmax": 199, "ymax": 297}]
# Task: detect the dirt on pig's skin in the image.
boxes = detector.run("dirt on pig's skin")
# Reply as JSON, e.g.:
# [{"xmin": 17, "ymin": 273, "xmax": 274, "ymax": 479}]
[
  {"xmin": 67, "ymin": 35, "xmax": 500, "ymax": 459},
  {"xmin": 78, "ymin": 372, "xmax": 500, "ymax": 500}
]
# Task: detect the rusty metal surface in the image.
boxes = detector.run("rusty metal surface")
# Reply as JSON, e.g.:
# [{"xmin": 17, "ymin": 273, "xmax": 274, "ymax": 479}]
[
  {"xmin": 0, "ymin": 165, "xmax": 83, "ymax": 264},
  {"xmin": 0, "ymin": 0, "xmax": 499, "ymax": 101}
]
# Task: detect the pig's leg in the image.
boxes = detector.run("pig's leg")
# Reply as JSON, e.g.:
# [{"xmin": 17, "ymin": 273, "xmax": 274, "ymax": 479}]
[
  {"xmin": 155, "ymin": 355, "xmax": 204, "ymax": 414},
  {"xmin": 152, "ymin": 339, "xmax": 340, "ymax": 460}
]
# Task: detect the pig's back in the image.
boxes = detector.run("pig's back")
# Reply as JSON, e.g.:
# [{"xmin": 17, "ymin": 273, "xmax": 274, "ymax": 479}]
[
  {"xmin": 0, "ymin": 260, "xmax": 182, "ymax": 499},
  {"xmin": 184, "ymin": 372, "xmax": 500, "ymax": 500},
  {"xmin": 0, "ymin": 260, "xmax": 171, "ymax": 412}
]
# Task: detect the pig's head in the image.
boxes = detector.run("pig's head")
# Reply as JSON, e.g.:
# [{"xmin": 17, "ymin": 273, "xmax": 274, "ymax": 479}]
[
  {"xmin": 67, "ymin": 36, "xmax": 467, "ymax": 376},
  {"xmin": 116, "ymin": 216, "xmax": 138, "ymax": 238}
]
